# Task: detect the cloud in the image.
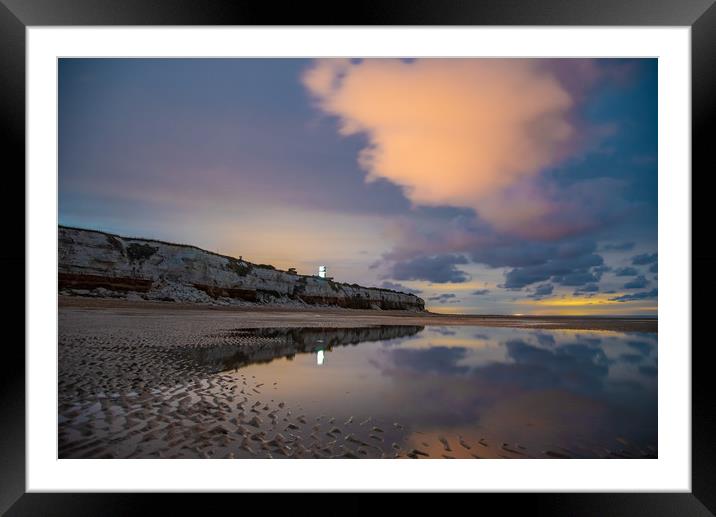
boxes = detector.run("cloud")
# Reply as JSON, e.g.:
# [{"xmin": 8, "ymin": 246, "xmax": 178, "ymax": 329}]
[
  {"xmin": 303, "ymin": 58, "xmax": 581, "ymax": 235},
  {"xmin": 632, "ymin": 253, "xmax": 657, "ymax": 265},
  {"xmin": 503, "ymin": 251, "xmax": 603, "ymax": 288},
  {"xmin": 529, "ymin": 283, "xmax": 554, "ymax": 298},
  {"xmin": 624, "ymin": 275, "xmax": 649, "ymax": 289},
  {"xmin": 614, "ymin": 266, "xmax": 639, "ymax": 276},
  {"xmin": 574, "ymin": 283, "xmax": 599, "ymax": 295},
  {"xmin": 472, "ymin": 289, "xmax": 490, "ymax": 296},
  {"xmin": 553, "ymin": 271, "xmax": 600, "ymax": 286},
  {"xmin": 592, "ymin": 265, "xmax": 611, "ymax": 277},
  {"xmin": 379, "ymin": 281, "xmax": 422, "ymax": 295},
  {"xmin": 602, "ymin": 241, "xmax": 635, "ymax": 251},
  {"xmin": 427, "ymin": 293, "xmax": 458, "ymax": 303},
  {"xmin": 390, "ymin": 254, "xmax": 470, "ymax": 283},
  {"xmin": 609, "ymin": 288, "xmax": 657, "ymax": 302},
  {"xmin": 649, "ymin": 262, "xmax": 658, "ymax": 273}
]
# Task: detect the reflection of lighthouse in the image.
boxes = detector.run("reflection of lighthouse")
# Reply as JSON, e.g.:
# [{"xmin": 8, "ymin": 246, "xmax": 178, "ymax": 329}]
[
  {"xmin": 316, "ymin": 338, "xmax": 325, "ymax": 365},
  {"xmin": 318, "ymin": 265, "xmax": 327, "ymax": 278}
]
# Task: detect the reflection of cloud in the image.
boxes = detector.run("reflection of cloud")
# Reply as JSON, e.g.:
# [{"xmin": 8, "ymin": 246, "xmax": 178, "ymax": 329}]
[
  {"xmin": 500, "ymin": 340, "xmax": 611, "ymax": 394},
  {"xmin": 574, "ymin": 335, "xmax": 602, "ymax": 346},
  {"xmin": 373, "ymin": 330, "xmax": 656, "ymax": 448},
  {"xmin": 627, "ymin": 340, "xmax": 654, "ymax": 355},
  {"xmin": 535, "ymin": 333, "xmax": 556, "ymax": 347},
  {"xmin": 620, "ymin": 353, "xmax": 643, "ymax": 364},
  {"xmin": 632, "ymin": 253, "xmax": 657, "ymax": 265},
  {"xmin": 430, "ymin": 327, "xmax": 457, "ymax": 336},
  {"xmin": 382, "ymin": 338, "xmax": 613, "ymax": 398},
  {"xmin": 388, "ymin": 346, "xmax": 469, "ymax": 375},
  {"xmin": 638, "ymin": 365, "xmax": 658, "ymax": 377}
]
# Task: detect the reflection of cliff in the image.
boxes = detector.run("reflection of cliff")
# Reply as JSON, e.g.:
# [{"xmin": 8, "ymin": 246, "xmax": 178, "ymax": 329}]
[
  {"xmin": 58, "ymin": 226, "xmax": 425, "ymax": 311},
  {"xmin": 187, "ymin": 326, "xmax": 425, "ymax": 371}
]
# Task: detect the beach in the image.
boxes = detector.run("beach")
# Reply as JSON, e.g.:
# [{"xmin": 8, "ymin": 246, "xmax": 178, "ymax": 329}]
[
  {"xmin": 58, "ymin": 296, "xmax": 657, "ymax": 460},
  {"xmin": 59, "ymin": 296, "xmax": 657, "ymax": 333}
]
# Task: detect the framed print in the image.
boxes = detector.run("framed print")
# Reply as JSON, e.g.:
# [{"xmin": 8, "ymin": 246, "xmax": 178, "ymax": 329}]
[{"xmin": 2, "ymin": 0, "xmax": 711, "ymax": 514}]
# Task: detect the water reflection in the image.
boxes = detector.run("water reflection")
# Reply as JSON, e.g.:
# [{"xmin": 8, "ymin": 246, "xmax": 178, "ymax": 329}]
[
  {"xmin": 185, "ymin": 325, "xmax": 425, "ymax": 371},
  {"xmin": 222, "ymin": 325, "xmax": 657, "ymax": 458}
]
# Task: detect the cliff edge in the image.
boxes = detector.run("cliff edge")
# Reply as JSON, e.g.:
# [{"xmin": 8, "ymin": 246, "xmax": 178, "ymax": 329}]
[{"xmin": 58, "ymin": 226, "xmax": 425, "ymax": 311}]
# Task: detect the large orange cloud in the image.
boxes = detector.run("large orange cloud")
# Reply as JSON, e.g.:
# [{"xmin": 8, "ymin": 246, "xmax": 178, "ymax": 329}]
[{"xmin": 303, "ymin": 59, "xmax": 577, "ymax": 234}]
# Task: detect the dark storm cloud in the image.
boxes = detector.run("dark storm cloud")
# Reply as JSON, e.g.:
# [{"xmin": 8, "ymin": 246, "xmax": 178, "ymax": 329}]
[
  {"xmin": 602, "ymin": 241, "xmax": 635, "ymax": 251},
  {"xmin": 624, "ymin": 275, "xmax": 649, "ymax": 289},
  {"xmin": 427, "ymin": 293, "xmax": 458, "ymax": 304},
  {"xmin": 610, "ymin": 288, "xmax": 658, "ymax": 302},
  {"xmin": 614, "ymin": 266, "xmax": 639, "ymax": 276},
  {"xmin": 471, "ymin": 289, "xmax": 490, "ymax": 296},
  {"xmin": 649, "ymin": 262, "xmax": 658, "ymax": 273},
  {"xmin": 379, "ymin": 281, "xmax": 422, "ymax": 295},
  {"xmin": 390, "ymin": 255, "xmax": 470, "ymax": 283},
  {"xmin": 632, "ymin": 253, "xmax": 658, "ymax": 265}
]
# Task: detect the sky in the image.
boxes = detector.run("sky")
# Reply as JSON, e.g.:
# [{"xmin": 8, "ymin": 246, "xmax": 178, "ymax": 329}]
[{"xmin": 59, "ymin": 58, "xmax": 657, "ymax": 315}]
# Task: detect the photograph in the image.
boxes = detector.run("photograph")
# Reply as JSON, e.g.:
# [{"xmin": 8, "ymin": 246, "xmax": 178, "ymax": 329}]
[{"xmin": 57, "ymin": 57, "xmax": 659, "ymax": 461}]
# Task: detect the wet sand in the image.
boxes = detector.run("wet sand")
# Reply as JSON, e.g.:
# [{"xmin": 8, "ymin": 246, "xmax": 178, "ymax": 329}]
[
  {"xmin": 59, "ymin": 296, "xmax": 657, "ymax": 333},
  {"xmin": 58, "ymin": 296, "xmax": 657, "ymax": 459}
]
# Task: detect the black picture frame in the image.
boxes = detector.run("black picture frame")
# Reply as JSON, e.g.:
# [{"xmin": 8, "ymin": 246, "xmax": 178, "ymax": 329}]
[{"xmin": 2, "ymin": 0, "xmax": 710, "ymax": 514}]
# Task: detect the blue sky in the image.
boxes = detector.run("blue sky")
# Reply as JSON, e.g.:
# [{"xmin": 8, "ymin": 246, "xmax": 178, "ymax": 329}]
[{"xmin": 59, "ymin": 58, "xmax": 657, "ymax": 315}]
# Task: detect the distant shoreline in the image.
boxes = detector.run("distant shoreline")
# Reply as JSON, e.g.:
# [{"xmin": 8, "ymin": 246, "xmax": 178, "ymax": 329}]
[{"xmin": 59, "ymin": 295, "xmax": 657, "ymax": 333}]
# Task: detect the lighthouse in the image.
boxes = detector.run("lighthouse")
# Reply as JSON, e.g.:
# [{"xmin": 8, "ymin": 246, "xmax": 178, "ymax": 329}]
[{"xmin": 318, "ymin": 265, "xmax": 327, "ymax": 278}]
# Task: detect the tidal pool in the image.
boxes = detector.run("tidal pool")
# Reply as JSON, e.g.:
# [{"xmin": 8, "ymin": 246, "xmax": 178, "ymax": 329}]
[
  {"xmin": 58, "ymin": 323, "xmax": 657, "ymax": 459},
  {"xmin": 191, "ymin": 325, "xmax": 657, "ymax": 458}
]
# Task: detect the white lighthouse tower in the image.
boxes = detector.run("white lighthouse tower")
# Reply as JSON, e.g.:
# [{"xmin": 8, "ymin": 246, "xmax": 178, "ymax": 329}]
[{"xmin": 318, "ymin": 265, "xmax": 327, "ymax": 278}]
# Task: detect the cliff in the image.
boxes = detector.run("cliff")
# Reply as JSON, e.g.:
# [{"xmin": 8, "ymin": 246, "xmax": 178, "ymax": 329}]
[{"xmin": 58, "ymin": 226, "xmax": 425, "ymax": 311}]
